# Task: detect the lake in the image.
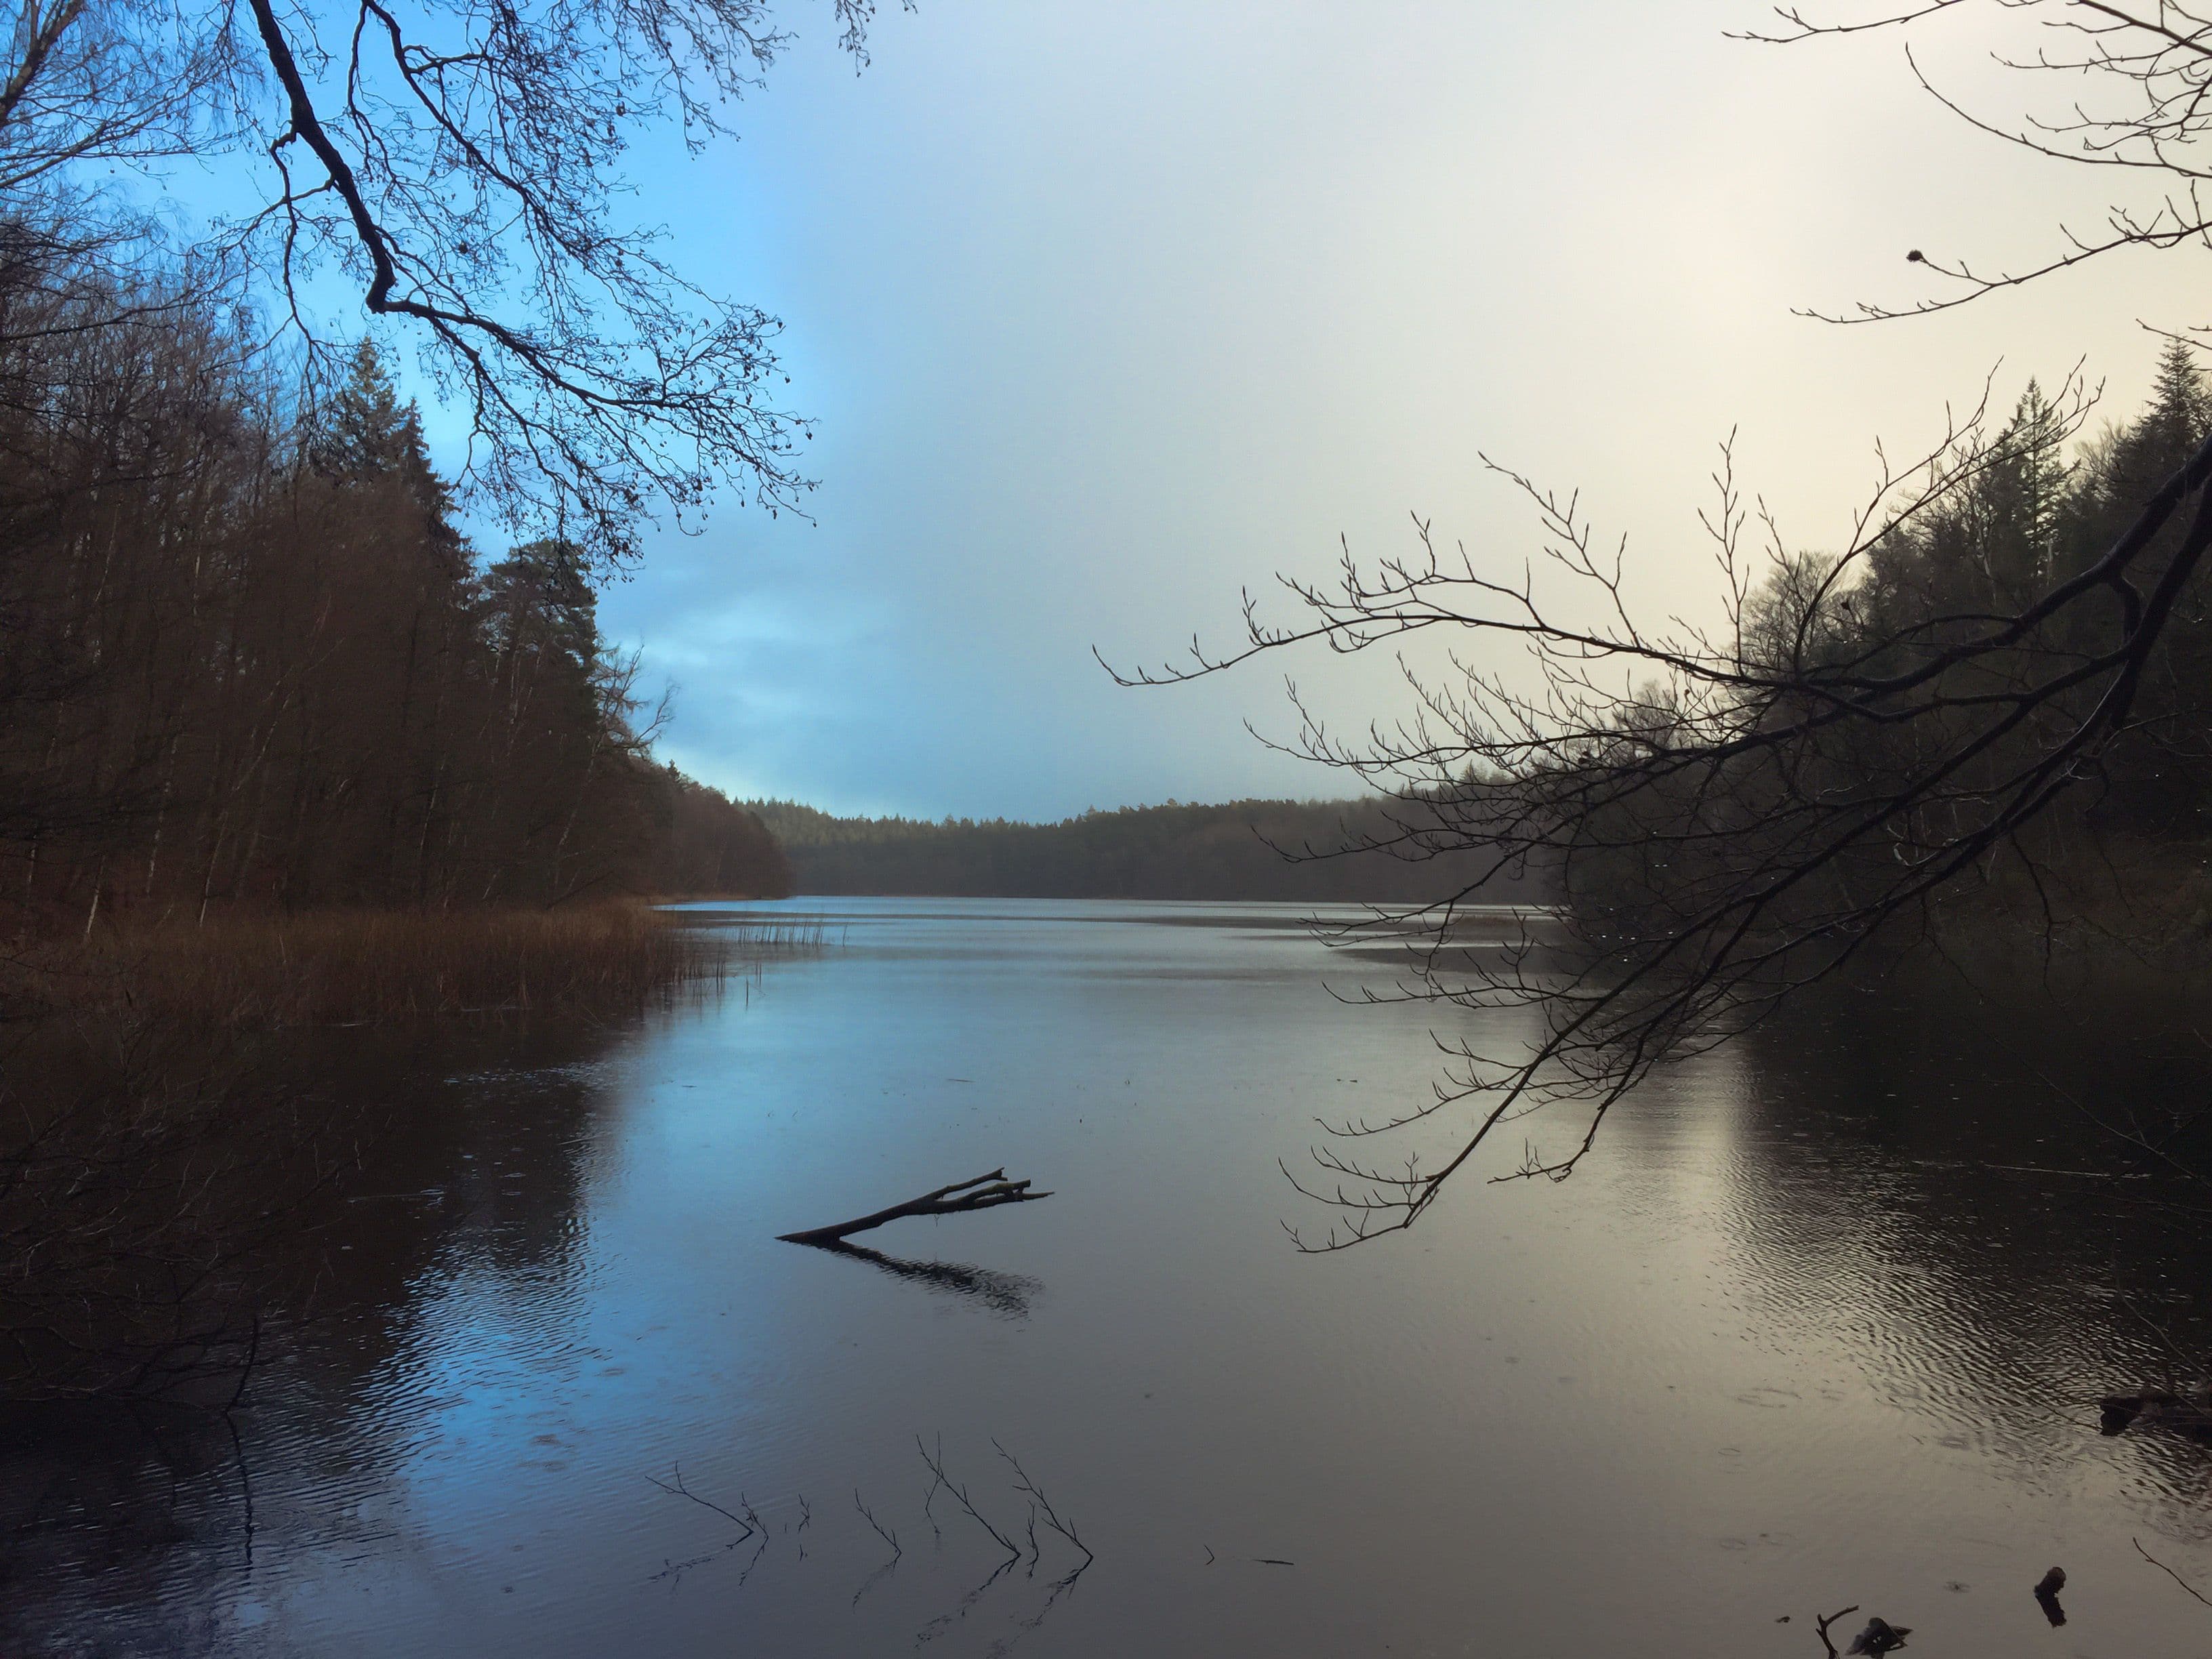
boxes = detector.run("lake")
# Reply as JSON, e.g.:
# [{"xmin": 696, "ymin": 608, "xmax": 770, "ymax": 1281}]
[{"xmin": 8, "ymin": 896, "xmax": 2212, "ymax": 1656}]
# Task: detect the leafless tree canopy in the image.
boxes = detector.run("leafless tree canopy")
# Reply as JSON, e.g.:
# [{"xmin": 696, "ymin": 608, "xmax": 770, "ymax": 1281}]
[
  {"xmin": 1, "ymin": 0, "xmax": 900, "ymax": 566},
  {"xmin": 1744, "ymin": 1, "xmax": 2212, "ymax": 322},
  {"xmin": 1113, "ymin": 3, "xmax": 2212, "ymax": 1248}
]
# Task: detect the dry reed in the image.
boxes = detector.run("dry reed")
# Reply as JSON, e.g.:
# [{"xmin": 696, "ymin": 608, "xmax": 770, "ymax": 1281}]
[{"xmin": 9, "ymin": 902, "xmax": 815, "ymax": 1029}]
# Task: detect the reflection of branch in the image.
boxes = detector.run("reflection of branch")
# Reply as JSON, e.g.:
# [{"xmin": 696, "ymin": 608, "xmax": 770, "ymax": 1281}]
[
  {"xmin": 792, "ymin": 1238, "xmax": 1040, "ymax": 1317},
  {"xmin": 1017, "ymin": 1562, "xmax": 1091, "ymax": 1635},
  {"xmin": 914, "ymin": 1553, "xmax": 1021, "ymax": 1646},
  {"xmin": 2036, "ymin": 1065, "xmax": 2211, "ymax": 1188},
  {"xmin": 2136, "ymin": 1536, "xmax": 2212, "ymax": 1608},
  {"xmin": 848, "ymin": 1554, "xmax": 899, "ymax": 1609}
]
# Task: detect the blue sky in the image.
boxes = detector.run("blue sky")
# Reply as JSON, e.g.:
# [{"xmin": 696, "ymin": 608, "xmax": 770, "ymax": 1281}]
[{"xmin": 234, "ymin": 2, "xmax": 2212, "ymax": 819}]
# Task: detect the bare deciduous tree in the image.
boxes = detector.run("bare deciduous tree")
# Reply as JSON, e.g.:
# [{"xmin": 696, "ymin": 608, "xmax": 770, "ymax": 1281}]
[
  {"xmin": 1113, "ymin": 3, "xmax": 2212, "ymax": 1248},
  {"xmin": 1744, "ymin": 2, "xmax": 2212, "ymax": 323},
  {"xmin": 1, "ymin": 0, "xmax": 903, "ymax": 567}
]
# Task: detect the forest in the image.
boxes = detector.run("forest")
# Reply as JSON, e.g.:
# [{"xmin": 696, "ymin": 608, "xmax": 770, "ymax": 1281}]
[
  {"xmin": 0, "ymin": 237, "xmax": 790, "ymax": 950},
  {"xmin": 750, "ymin": 796, "xmax": 1544, "ymax": 901},
  {"xmin": 1563, "ymin": 342, "xmax": 2212, "ymax": 955},
  {"xmin": 1151, "ymin": 337, "xmax": 2212, "ymax": 1244}
]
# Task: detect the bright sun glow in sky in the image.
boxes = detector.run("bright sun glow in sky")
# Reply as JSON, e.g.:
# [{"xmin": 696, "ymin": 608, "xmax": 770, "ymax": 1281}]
[{"xmin": 461, "ymin": 2, "xmax": 2211, "ymax": 819}]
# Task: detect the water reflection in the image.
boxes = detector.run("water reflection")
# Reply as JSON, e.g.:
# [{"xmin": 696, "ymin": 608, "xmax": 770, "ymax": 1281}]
[
  {"xmin": 1715, "ymin": 975, "xmax": 2212, "ymax": 1525},
  {"xmin": 787, "ymin": 1240, "xmax": 1042, "ymax": 1319},
  {"xmin": 7, "ymin": 901, "xmax": 2212, "ymax": 1658}
]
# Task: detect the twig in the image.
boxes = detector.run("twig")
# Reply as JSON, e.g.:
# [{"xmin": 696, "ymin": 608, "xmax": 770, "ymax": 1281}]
[
  {"xmin": 994, "ymin": 1439, "xmax": 1095, "ymax": 1564},
  {"xmin": 1815, "ymin": 1605, "xmax": 1860, "ymax": 1658},
  {"xmin": 2136, "ymin": 1537, "xmax": 2212, "ymax": 1607},
  {"xmin": 855, "ymin": 1488, "xmax": 901, "ymax": 1559},
  {"xmin": 917, "ymin": 1435, "xmax": 1021, "ymax": 1563},
  {"xmin": 644, "ymin": 1464, "xmax": 756, "ymax": 1542}
]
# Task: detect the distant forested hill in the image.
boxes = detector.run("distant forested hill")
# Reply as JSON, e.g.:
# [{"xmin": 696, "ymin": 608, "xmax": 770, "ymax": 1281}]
[{"xmin": 744, "ymin": 798, "xmax": 1544, "ymax": 903}]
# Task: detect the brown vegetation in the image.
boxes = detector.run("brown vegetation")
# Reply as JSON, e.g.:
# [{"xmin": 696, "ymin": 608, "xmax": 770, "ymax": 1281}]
[{"xmin": 8, "ymin": 903, "xmax": 759, "ymax": 1031}]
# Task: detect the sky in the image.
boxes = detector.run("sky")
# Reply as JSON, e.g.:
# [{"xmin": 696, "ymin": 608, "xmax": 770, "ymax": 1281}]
[{"xmin": 454, "ymin": 3, "xmax": 2212, "ymax": 819}]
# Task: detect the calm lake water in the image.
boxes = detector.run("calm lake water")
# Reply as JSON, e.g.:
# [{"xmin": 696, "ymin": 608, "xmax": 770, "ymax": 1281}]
[{"xmin": 9, "ymin": 897, "xmax": 2212, "ymax": 1656}]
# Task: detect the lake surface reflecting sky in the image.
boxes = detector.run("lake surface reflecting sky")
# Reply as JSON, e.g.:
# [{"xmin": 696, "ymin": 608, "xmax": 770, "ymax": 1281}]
[{"xmin": 9, "ymin": 899, "xmax": 2212, "ymax": 1656}]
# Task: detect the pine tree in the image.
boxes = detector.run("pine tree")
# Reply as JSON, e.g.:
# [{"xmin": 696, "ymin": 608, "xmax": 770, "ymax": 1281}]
[
  {"xmin": 1983, "ymin": 378, "xmax": 2073, "ymax": 590},
  {"xmin": 2146, "ymin": 337, "xmax": 2212, "ymax": 453},
  {"xmin": 313, "ymin": 339, "xmax": 412, "ymax": 476},
  {"xmin": 309, "ymin": 338, "xmax": 462, "ymax": 556}
]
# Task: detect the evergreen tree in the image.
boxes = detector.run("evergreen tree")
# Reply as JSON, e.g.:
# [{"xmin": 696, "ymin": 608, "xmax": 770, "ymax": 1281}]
[
  {"xmin": 309, "ymin": 338, "xmax": 463, "ymax": 561},
  {"xmin": 1981, "ymin": 379, "xmax": 2073, "ymax": 592},
  {"xmin": 2146, "ymin": 337, "xmax": 2212, "ymax": 455}
]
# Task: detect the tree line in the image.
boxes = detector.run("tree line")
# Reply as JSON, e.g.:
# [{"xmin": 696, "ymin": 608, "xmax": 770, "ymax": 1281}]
[
  {"xmin": 748, "ymin": 797, "xmax": 1545, "ymax": 902},
  {"xmin": 0, "ymin": 233, "xmax": 790, "ymax": 935},
  {"xmin": 1120, "ymin": 338, "xmax": 2212, "ymax": 1244},
  {"xmin": 1610, "ymin": 344, "xmax": 2212, "ymax": 937}
]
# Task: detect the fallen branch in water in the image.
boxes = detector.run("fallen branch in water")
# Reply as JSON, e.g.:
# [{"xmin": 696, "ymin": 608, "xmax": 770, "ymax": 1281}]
[
  {"xmin": 2136, "ymin": 1537, "xmax": 2212, "ymax": 1609},
  {"xmin": 777, "ymin": 1169, "xmax": 1050, "ymax": 1246},
  {"xmin": 1813, "ymin": 1606, "xmax": 1858, "ymax": 1658}
]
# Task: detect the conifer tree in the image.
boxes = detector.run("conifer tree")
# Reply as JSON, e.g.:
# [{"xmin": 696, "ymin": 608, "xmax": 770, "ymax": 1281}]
[
  {"xmin": 1983, "ymin": 379, "xmax": 2073, "ymax": 592},
  {"xmin": 309, "ymin": 339, "xmax": 462, "ymax": 562}
]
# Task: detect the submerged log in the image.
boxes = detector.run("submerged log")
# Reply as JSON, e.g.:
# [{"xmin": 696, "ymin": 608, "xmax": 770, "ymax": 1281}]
[
  {"xmin": 2099, "ymin": 1390, "xmax": 2212, "ymax": 1440},
  {"xmin": 777, "ymin": 1169, "xmax": 1051, "ymax": 1246}
]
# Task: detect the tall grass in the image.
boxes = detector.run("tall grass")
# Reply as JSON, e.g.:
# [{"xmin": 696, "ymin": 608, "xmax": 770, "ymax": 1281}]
[{"xmin": 12, "ymin": 903, "xmax": 823, "ymax": 1029}]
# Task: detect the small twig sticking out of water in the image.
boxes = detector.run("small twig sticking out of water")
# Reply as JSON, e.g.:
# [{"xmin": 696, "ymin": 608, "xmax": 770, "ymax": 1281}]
[
  {"xmin": 1814, "ymin": 1605, "xmax": 1860, "ymax": 1658},
  {"xmin": 2137, "ymin": 1537, "xmax": 2212, "ymax": 1607},
  {"xmin": 645, "ymin": 1465, "xmax": 757, "ymax": 1543},
  {"xmin": 994, "ymin": 1439, "xmax": 1094, "ymax": 1566},
  {"xmin": 855, "ymin": 1488, "xmax": 901, "ymax": 1559},
  {"xmin": 917, "ymin": 1435, "xmax": 1021, "ymax": 1563},
  {"xmin": 1025, "ymin": 1503, "xmax": 1040, "ymax": 1572},
  {"xmin": 796, "ymin": 1493, "xmax": 811, "ymax": 1534},
  {"xmin": 921, "ymin": 1445, "xmax": 945, "ymax": 1542}
]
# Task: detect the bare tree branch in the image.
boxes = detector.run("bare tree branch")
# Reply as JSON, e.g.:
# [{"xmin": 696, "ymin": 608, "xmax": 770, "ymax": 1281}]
[{"xmin": 777, "ymin": 1168, "xmax": 1052, "ymax": 1246}]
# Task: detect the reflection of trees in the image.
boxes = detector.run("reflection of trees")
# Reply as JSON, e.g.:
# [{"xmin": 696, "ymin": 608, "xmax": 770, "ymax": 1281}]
[
  {"xmin": 0, "ymin": 1018, "xmax": 625, "ymax": 1650},
  {"xmin": 1717, "ymin": 978, "xmax": 2212, "ymax": 1517}
]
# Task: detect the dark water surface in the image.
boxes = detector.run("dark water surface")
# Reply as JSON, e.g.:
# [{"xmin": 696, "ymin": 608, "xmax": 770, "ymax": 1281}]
[{"xmin": 11, "ymin": 897, "xmax": 2212, "ymax": 1656}]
